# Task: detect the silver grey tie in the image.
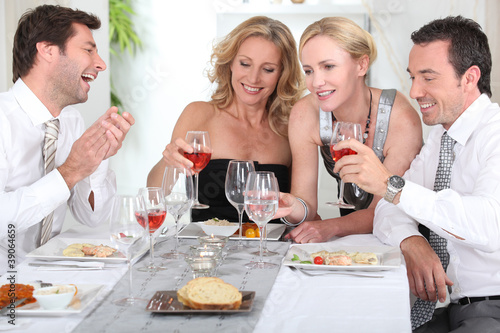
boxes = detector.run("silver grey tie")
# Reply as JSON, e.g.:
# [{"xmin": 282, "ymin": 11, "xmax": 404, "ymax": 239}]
[
  {"xmin": 39, "ymin": 119, "xmax": 60, "ymax": 246},
  {"xmin": 411, "ymin": 132, "xmax": 456, "ymax": 330}
]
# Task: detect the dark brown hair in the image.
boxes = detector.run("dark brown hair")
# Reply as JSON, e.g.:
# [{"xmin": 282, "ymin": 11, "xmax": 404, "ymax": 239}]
[
  {"xmin": 12, "ymin": 4, "xmax": 101, "ymax": 82},
  {"xmin": 411, "ymin": 15, "xmax": 491, "ymax": 97}
]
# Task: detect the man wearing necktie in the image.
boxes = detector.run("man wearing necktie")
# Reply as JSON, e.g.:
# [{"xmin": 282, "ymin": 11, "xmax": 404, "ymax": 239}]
[
  {"xmin": 333, "ymin": 16, "xmax": 500, "ymax": 332},
  {"xmin": 0, "ymin": 5, "xmax": 135, "ymax": 271}
]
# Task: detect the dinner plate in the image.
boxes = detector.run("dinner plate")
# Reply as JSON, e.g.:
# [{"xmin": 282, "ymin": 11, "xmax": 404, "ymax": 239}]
[
  {"xmin": 283, "ymin": 244, "xmax": 401, "ymax": 271},
  {"xmin": 26, "ymin": 237, "xmax": 148, "ymax": 263},
  {"xmin": 14, "ymin": 284, "xmax": 104, "ymax": 317},
  {"xmin": 178, "ymin": 223, "xmax": 286, "ymax": 241},
  {"xmin": 145, "ymin": 290, "xmax": 255, "ymax": 314}
]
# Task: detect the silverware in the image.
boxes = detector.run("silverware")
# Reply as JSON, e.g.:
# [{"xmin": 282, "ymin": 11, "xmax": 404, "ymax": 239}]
[
  {"xmin": 294, "ymin": 267, "xmax": 384, "ymax": 278},
  {"xmin": 0, "ymin": 298, "xmax": 27, "ymax": 315},
  {"xmin": 35, "ymin": 280, "xmax": 53, "ymax": 288}
]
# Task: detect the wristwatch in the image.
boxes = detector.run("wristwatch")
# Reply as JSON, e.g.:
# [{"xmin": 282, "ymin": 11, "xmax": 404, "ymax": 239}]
[{"xmin": 384, "ymin": 175, "xmax": 405, "ymax": 203}]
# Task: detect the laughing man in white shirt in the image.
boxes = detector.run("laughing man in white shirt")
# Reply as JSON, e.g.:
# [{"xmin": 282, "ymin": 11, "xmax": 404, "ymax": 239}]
[
  {"xmin": 332, "ymin": 16, "xmax": 500, "ymax": 332},
  {"xmin": 0, "ymin": 5, "xmax": 135, "ymax": 272}
]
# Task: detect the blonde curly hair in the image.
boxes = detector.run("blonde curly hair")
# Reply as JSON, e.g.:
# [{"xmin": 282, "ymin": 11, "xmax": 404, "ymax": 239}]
[{"xmin": 207, "ymin": 16, "xmax": 304, "ymax": 137}]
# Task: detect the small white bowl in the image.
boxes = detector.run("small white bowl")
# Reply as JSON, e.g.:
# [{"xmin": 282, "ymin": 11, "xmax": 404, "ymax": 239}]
[
  {"xmin": 34, "ymin": 285, "xmax": 76, "ymax": 310},
  {"xmin": 199, "ymin": 222, "xmax": 239, "ymax": 237}
]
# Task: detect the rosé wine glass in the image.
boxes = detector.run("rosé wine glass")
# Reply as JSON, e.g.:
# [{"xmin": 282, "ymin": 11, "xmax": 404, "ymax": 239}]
[
  {"xmin": 184, "ymin": 131, "xmax": 212, "ymax": 209},
  {"xmin": 327, "ymin": 122, "xmax": 362, "ymax": 209},
  {"xmin": 136, "ymin": 187, "xmax": 167, "ymax": 272}
]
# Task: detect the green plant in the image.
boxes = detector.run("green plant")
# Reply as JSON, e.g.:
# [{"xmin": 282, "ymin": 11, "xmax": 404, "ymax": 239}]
[{"xmin": 109, "ymin": 0, "xmax": 142, "ymax": 108}]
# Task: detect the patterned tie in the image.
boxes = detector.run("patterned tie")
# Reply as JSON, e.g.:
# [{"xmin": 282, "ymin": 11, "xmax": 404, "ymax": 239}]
[
  {"xmin": 39, "ymin": 119, "xmax": 60, "ymax": 246},
  {"xmin": 411, "ymin": 132, "xmax": 456, "ymax": 330}
]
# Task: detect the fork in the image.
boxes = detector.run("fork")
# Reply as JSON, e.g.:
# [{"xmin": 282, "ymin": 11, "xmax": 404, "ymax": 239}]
[{"xmin": 294, "ymin": 267, "xmax": 384, "ymax": 278}]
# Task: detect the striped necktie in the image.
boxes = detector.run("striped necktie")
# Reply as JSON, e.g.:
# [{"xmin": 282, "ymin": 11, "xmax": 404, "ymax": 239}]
[
  {"xmin": 39, "ymin": 119, "xmax": 60, "ymax": 246},
  {"xmin": 411, "ymin": 132, "xmax": 456, "ymax": 330}
]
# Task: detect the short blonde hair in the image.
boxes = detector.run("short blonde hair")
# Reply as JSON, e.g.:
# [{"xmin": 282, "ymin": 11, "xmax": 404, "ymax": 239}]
[
  {"xmin": 299, "ymin": 17, "xmax": 377, "ymax": 69},
  {"xmin": 208, "ymin": 16, "xmax": 304, "ymax": 137}
]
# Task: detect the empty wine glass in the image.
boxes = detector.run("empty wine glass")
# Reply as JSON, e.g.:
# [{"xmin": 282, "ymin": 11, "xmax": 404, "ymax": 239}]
[
  {"xmin": 225, "ymin": 160, "xmax": 255, "ymax": 250},
  {"xmin": 326, "ymin": 122, "xmax": 362, "ymax": 209},
  {"xmin": 161, "ymin": 166, "xmax": 194, "ymax": 259},
  {"xmin": 136, "ymin": 187, "xmax": 167, "ymax": 271},
  {"xmin": 109, "ymin": 195, "xmax": 149, "ymax": 306},
  {"xmin": 244, "ymin": 171, "xmax": 279, "ymax": 269},
  {"xmin": 184, "ymin": 131, "xmax": 212, "ymax": 209}
]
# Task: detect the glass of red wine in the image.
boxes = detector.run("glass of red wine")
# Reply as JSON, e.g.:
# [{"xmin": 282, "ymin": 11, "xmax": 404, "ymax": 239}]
[
  {"xmin": 136, "ymin": 187, "xmax": 168, "ymax": 272},
  {"xmin": 326, "ymin": 122, "xmax": 362, "ymax": 209},
  {"xmin": 184, "ymin": 131, "xmax": 212, "ymax": 209}
]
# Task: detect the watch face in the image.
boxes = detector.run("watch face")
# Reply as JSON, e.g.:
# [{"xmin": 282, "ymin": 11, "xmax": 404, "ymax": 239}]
[{"xmin": 390, "ymin": 176, "xmax": 405, "ymax": 189}]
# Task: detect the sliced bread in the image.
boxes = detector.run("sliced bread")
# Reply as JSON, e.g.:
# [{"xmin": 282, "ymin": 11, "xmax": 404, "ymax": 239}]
[{"xmin": 177, "ymin": 277, "xmax": 242, "ymax": 310}]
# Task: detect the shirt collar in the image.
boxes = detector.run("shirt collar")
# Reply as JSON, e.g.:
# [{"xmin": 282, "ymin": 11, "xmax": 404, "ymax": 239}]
[
  {"xmin": 446, "ymin": 94, "xmax": 491, "ymax": 146},
  {"xmin": 12, "ymin": 78, "xmax": 56, "ymax": 126}
]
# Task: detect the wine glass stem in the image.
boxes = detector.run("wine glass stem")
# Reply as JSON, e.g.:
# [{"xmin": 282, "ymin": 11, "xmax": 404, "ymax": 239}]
[
  {"xmin": 174, "ymin": 216, "xmax": 180, "ymax": 253},
  {"xmin": 259, "ymin": 225, "xmax": 265, "ymax": 263},
  {"xmin": 237, "ymin": 210, "xmax": 244, "ymax": 247},
  {"xmin": 148, "ymin": 234, "xmax": 154, "ymax": 266},
  {"xmin": 338, "ymin": 180, "xmax": 346, "ymax": 204},
  {"xmin": 193, "ymin": 172, "xmax": 200, "ymax": 204},
  {"xmin": 127, "ymin": 256, "xmax": 133, "ymax": 298},
  {"xmin": 263, "ymin": 224, "xmax": 268, "ymax": 250}
]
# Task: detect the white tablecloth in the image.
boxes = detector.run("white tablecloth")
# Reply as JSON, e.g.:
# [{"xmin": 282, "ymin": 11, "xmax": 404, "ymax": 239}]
[
  {"xmin": 255, "ymin": 234, "xmax": 412, "ymax": 333},
  {"xmin": 1, "ymin": 229, "xmax": 411, "ymax": 333}
]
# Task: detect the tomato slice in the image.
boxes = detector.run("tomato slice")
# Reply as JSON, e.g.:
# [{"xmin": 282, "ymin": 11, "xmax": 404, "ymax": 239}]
[{"xmin": 313, "ymin": 256, "xmax": 324, "ymax": 265}]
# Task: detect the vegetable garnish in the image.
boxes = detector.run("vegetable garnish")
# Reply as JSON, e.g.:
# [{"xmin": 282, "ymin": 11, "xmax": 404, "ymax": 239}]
[{"xmin": 291, "ymin": 254, "xmax": 312, "ymax": 264}]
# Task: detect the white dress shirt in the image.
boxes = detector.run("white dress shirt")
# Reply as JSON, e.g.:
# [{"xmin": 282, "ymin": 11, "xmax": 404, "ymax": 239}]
[
  {"xmin": 0, "ymin": 79, "xmax": 116, "ymax": 271},
  {"xmin": 374, "ymin": 94, "xmax": 500, "ymax": 302}
]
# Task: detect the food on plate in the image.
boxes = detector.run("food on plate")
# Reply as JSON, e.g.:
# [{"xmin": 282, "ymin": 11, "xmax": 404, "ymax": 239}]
[
  {"xmin": 325, "ymin": 254, "xmax": 352, "ymax": 266},
  {"xmin": 235, "ymin": 222, "xmax": 260, "ymax": 238},
  {"xmin": 177, "ymin": 277, "xmax": 242, "ymax": 310},
  {"xmin": 34, "ymin": 285, "xmax": 77, "ymax": 310},
  {"xmin": 310, "ymin": 250, "xmax": 379, "ymax": 266},
  {"xmin": 350, "ymin": 252, "xmax": 378, "ymax": 265},
  {"xmin": 0, "ymin": 284, "xmax": 36, "ymax": 308},
  {"xmin": 204, "ymin": 218, "xmax": 232, "ymax": 226},
  {"xmin": 63, "ymin": 243, "xmax": 117, "ymax": 258}
]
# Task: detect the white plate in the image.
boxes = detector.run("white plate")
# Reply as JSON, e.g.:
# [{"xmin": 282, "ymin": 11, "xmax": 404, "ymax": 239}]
[
  {"xmin": 15, "ymin": 284, "xmax": 104, "ymax": 317},
  {"xmin": 26, "ymin": 238, "xmax": 147, "ymax": 263},
  {"xmin": 283, "ymin": 244, "xmax": 401, "ymax": 271},
  {"xmin": 178, "ymin": 222, "xmax": 286, "ymax": 241}
]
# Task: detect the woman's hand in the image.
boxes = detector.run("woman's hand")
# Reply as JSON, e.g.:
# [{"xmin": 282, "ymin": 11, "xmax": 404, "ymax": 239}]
[{"xmin": 162, "ymin": 137, "xmax": 194, "ymax": 169}]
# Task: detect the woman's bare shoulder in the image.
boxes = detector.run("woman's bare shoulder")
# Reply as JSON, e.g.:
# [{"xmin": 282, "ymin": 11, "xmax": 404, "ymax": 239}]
[
  {"xmin": 177, "ymin": 101, "xmax": 215, "ymax": 124},
  {"xmin": 289, "ymin": 94, "xmax": 319, "ymax": 124}
]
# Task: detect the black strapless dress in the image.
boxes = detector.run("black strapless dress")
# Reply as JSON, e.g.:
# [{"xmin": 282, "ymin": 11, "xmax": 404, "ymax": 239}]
[{"xmin": 192, "ymin": 159, "xmax": 290, "ymax": 223}]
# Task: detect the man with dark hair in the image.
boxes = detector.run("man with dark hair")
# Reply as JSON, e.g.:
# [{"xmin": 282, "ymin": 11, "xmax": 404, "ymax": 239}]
[
  {"xmin": 0, "ymin": 5, "xmax": 135, "ymax": 271},
  {"xmin": 333, "ymin": 16, "xmax": 500, "ymax": 331}
]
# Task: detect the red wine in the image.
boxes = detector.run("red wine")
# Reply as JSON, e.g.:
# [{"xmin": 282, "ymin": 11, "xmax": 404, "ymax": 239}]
[
  {"xmin": 330, "ymin": 147, "xmax": 357, "ymax": 163},
  {"xmin": 184, "ymin": 152, "xmax": 211, "ymax": 172},
  {"xmin": 135, "ymin": 210, "xmax": 166, "ymax": 234}
]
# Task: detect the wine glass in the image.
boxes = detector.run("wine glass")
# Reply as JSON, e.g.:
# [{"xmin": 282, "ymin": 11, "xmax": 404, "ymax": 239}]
[
  {"xmin": 109, "ymin": 195, "xmax": 149, "ymax": 306},
  {"xmin": 252, "ymin": 175, "xmax": 279, "ymax": 257},
  {"xmin": 326, "ymin": 122, "xmax": 362, "ymax": 209},
  {"xmin": 184, "ymin": 131, "xmax": 212, "ymax": 209},
  {"xmin": 225, "ymin": 160, "xmax": 255, "ymax": 250},
  {"xmin": 161, "ymin": 166, "xmax": 194, "ymax": 259},
  {"xmin": 244, "ymin": 171, "xmax": 279, "ymax": 269},
  {"xmin": 136, "ymin": 187, "xmax": 168, "ymax": 271}
]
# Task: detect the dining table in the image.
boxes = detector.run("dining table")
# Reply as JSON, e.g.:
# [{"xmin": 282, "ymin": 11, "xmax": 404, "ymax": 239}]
[{"xmin": 1, "ymin": 222, "xmax": 412, "ymax": 333}]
